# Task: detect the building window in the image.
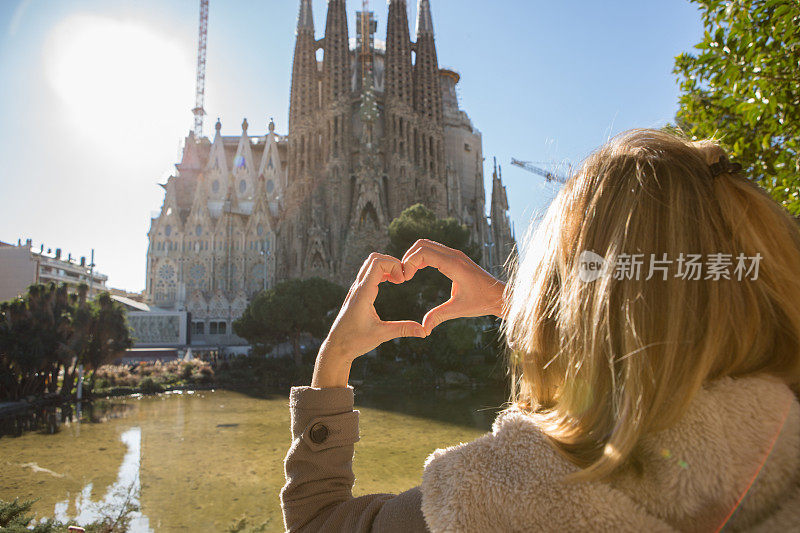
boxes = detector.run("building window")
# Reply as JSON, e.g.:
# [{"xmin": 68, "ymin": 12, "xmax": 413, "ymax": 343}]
[
  {"xmin": 239, "ymin": 180, "xmax": 247, "ymax": 194},
  {"xmin": 212, "ymin": 180, "xmax": 220, "ymax": 193},
  {"xmin": 165, "ymin": 225, "xmax": 172, "ymax": 236},
  {"xmin": 209, "ymin": 321, "xmax": 227, "ymax": 335},
  {"xmin": 192, "ymin": 321, "xmax": 205, "ymax": 335},
  {"xmin": 195, "ymin": 225, "xmax": 202, "ymax": 236}
]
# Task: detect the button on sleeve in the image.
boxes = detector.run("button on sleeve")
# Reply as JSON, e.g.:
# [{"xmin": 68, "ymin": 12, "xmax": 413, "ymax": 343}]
[
  {"xmin": 302, "ymin": 411, "xmax": 359, "ymax": 452},
  {"xmin": 309, "ymin": 422, "xmax": 330, "ymax": 444}
]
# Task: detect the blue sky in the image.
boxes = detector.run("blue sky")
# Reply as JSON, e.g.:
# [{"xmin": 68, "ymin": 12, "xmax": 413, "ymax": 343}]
[{"xmin": 0, "ymin": 0, "xmax": 704, "ymax": 291}]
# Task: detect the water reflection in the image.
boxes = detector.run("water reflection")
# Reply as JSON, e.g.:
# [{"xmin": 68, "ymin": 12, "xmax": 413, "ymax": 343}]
[
  {"xmin": 0, "ymin": 389, "xmax": 502, "ymax": 531},
  {"xmin": 0, "ymin": 401, "xmax": 132, "ymax": 438},
  {"xmin": 54, "ymin": 427, "xmax": 152, "ymax": 532}
]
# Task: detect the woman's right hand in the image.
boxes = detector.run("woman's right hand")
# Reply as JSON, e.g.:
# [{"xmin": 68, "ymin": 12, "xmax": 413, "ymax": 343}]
[{"xmin": 401, "ymin": 239, "xmax": 506, "ymax": 335}]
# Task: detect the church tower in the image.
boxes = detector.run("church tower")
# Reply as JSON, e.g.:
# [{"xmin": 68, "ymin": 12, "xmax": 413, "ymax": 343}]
[
  {"xmin": 489, "ymin": 158, "xmax": 515, "ymax": 277},
  {"xmin": 320, "ymin": 0, "xmax": 352, "ymax": 274},
  {"xmin": 288, "ymin": 0, "xmax": 317, "ymax": 131},
  {"xmin": 283, "ymin": 0, "xmax": 319, "ymax": 279},
  {"xmin": 384, "ymin": 0, "xmax": 415, "ymax": 218},
  {"xmin": 412, "ymin": 0, "xmax": 446, "ymax": 215}
]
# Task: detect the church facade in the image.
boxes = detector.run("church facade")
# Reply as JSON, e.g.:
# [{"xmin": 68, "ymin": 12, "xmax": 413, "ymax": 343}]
[{"xmin": 145, "ymin": 0, "xmax": 514, "ymax": 345}]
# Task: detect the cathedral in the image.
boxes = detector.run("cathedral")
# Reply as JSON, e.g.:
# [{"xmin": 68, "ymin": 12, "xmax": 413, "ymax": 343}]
[{"xmin": 145, "ymin": 0, "xmax": 514, "ymax": 344}]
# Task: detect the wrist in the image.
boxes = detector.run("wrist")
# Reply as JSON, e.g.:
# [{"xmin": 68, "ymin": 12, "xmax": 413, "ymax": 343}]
[
  {"xmin": 311, "ymin": 338, "xmax": 353, "ymax": 388},
  {"xmin": 317, "ymin": 337, "xmax": 352, "ymax": 363},
  {"xmin": 490, "ymin": 280, "xmax": 507, "ymax": 318}
]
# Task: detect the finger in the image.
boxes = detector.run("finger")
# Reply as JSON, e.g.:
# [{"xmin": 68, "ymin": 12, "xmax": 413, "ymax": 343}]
[
  {"xmin": 402, "ymin": 245, "xmax": 463, "ymax": 282},
  {"xmin": 356, "ymin": 253, "xmax": 404, "ymax": 285},
  {"xmin": 401, "ymin": 239, "xmax": 451, "ymax": 266},
  {"xmin": 354, "ymin": 253, "xmax": 375, "ymax": 283},
  {"xmin": 421, "ymin": 298, "xmax": 463, "ymax": 334},
  {"xmin": 378, "ymin": 320, "xmax": 426, "ymax": 343},
  {"xmin": 354, "ymin": 255, "xmax": 405, "ymax": 306},
  {"xmin": 401, "ymin": 238, "xmax": 454, "ymax": 259}
]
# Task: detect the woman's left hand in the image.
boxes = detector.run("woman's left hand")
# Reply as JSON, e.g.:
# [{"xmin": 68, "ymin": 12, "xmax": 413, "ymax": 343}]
[{"xmin": 312, "ymin": 253, "xmax": 426, "ymax": 388}]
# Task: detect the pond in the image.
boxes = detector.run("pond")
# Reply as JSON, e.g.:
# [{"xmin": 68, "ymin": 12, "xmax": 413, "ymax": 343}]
[{"xmin": 0, "ymin": 388, "xmax": 506, "ymax": 532}]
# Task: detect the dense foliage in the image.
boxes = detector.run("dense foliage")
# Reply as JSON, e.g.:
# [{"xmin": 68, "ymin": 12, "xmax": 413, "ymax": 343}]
[
  {"xmin": 233, "ymin": 278, "xmax": 346, "ymax": 365},
  {"xmin": 674, "ymin": 0, "xmax": 799, "ymax": 215},
  {"xmin": 0, "ymin": 283, "xmax": 132, "ymax": 402},
  {"xmin": 0, "ymin": 497, "xmax": 134, "ymax": 532}
]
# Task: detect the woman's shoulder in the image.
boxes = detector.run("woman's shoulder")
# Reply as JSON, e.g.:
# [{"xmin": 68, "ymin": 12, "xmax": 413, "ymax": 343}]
[
  {"xmin": 420, "ymin": 408, "xmax": 674, "ymax": 532},
  {"xmin": 422, "ymin": 407, "xmax": 572, "ymax": 490},
  {"xmin": 419, "ymin": 375, "xmax": 800, "ymax": 532}
]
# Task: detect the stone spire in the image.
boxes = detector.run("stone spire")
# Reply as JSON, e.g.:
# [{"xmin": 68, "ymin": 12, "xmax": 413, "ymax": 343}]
[
  {"xmin": 415, "ymin": 0, "xmax": 434, "ymax": 37},
  {"xmin": 207, "ymin": 118, "xmax": 228, "ymax": 176},
  {"xmin": 322, "ymin": 0, "xmax": 350, "ymax": 104},
  {"xmin": 413, "ymin": 0, "xmax": 442, "ymax": 124},
  {"xmin": 298, "ymin": 0, "xmax": 314, "ymax": 31},
  {"xmin": 233, "ymin": 118, "xmax": 255, "ymax": 196},
  {"xmin": 289, "ymin": 0, "xmax": 318, "ymax": 129},
  {"xmin": 490, "ymin": 158, "xmax": 515, "ymax": 277},
  {"xmin": 385, "ymin": 0, "xmax": 413, "ymax": 106}
]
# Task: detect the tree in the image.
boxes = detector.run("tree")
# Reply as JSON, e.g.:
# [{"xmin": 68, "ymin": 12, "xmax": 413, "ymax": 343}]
[
  {"xmin": 0, "ymin": 283, "xmax": 132, "ymax": 401},
  {"xmin": 674, "ymin": 0, "xmax": 800, "ymax": 215},
  {"xmin": 233, "ymin": 278, "xmax": 346, "ymax": 365},
  {"xmin": 82, "ymin": 293, "xmax": 133, "ymax": 389},
  {"xmin": 0, "ymin": 284, "xmax": 73, "ymax": 400}
]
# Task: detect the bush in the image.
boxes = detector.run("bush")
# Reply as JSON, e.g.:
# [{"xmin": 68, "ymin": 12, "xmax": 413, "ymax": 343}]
[
  {"xmin": 399, "ymin": 364, "xmax": 437, "ymax": 391},
  {"xmin": 0, "ymin": 496, "xmax": 138, "ymax": 532},
  {"xmin": 0, "ymin": 497, "xmax": 76, "ymax": 532},
  {"xmin": 139, "ymin": 377, "xmax": 163, "ymax": 394},
  {"xmin": 180, "ymin": 363, "xmax": 194, "ymax": 380}
]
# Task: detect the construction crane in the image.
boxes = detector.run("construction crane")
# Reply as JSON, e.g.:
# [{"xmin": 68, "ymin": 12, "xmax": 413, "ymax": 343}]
[
  {"xmin": 511, "ymin": 158, "xmax": 568, "ymax": 184},
  {"xmin": 357, "ymin": 0, "xmax": 377, "ymax": 83},
  {"xmin": 191, "ymin": 0, "xmax": 209, "ymax": 138}
]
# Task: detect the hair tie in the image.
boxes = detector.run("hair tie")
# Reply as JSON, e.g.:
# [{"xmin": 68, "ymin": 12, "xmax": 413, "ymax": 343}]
[{"xmin": 709, "ymin": 155, "xmax": 742, "ymax": 178}]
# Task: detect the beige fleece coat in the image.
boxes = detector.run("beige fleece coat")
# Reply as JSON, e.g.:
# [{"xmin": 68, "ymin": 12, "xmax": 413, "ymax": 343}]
[{"xmin": 281, "ymin": 375, "xmax": 800, "ymax": 532}]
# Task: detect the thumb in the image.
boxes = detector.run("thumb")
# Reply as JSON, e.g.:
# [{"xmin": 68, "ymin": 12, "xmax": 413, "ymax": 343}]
[
  {"xmin": 379, "ymin": 320, "xmax": 427, "ymax": 343},
  {"xmin": 422, "ymin": 299, "xmax": 461, "ymax": 334}
]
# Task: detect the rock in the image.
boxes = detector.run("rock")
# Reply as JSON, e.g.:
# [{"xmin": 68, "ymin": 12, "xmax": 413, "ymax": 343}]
[{"xmin": 444, "ymin": 371, "xmax": 470, "ymax": 387}]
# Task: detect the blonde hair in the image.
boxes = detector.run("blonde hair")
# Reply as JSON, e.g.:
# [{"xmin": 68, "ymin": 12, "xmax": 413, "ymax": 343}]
[{"xmin": 503, "ymin": 128, "xmax": 800, "ymax": 481}]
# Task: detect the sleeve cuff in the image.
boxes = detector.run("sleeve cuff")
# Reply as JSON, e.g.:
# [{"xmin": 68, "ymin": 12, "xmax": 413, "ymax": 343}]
[
  {"xmin": 289, "ymin": 385, "xmax": 355, "ymax": 412},
  {"xmin": 289, "ymin": 386, "xmax": 358, "ymax": 445}
]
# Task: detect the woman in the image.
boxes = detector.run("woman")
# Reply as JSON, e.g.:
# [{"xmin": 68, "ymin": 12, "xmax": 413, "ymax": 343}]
[{"xmin": 281, "ymin": 129, "xmax": 800, "ymax": 532}]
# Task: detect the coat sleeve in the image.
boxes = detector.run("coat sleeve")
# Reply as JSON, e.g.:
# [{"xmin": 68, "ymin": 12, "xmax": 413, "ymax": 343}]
[{"xmin": 280, "ymin": 386, "xmax": 431, "ymax": 533}]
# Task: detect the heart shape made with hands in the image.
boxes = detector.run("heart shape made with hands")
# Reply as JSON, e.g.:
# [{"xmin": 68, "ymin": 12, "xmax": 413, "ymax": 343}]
[
  {"xmin": 373, "ymin": 266, "xmax": 450, "ymax": 331},
  {"xmin": 373, "ymin": 240, "xmax": 504, "ymax": 337},
  {"xmin": 323, "ymin": 241, "xmax": 502, "ymax": 368}
]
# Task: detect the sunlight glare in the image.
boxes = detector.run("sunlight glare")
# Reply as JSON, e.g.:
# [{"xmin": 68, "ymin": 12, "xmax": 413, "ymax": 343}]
[{"xmin": 43, "ymin": 14, "xmax": 194, "ymax": 155}]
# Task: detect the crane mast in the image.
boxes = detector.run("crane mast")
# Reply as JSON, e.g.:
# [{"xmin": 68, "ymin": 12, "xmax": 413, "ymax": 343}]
[
  {"xmin": 510, "ymin": 158, "xmax": 567, "ymax": 184},
  {"xmin": 356, "ymin": 0, "xmax": 376, "ymax": 89},
  {"xmin": 192, "ymin": 0, "xmax": 209, "ymax": 138}
]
